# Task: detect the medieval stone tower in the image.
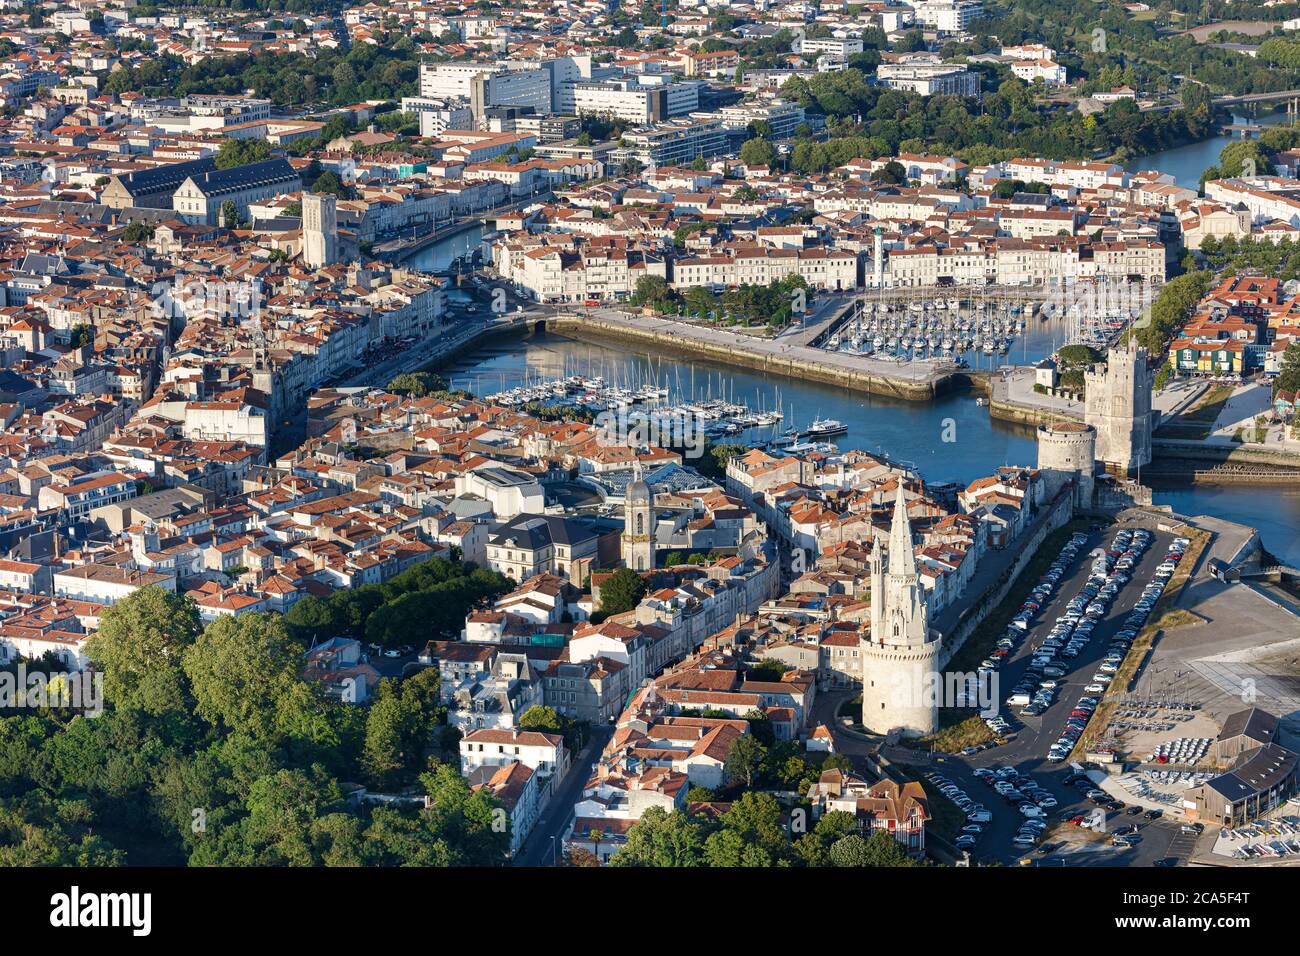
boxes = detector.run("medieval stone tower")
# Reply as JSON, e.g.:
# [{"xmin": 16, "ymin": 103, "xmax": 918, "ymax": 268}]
[
  {"xmin": 861, "ymin": 484, "xmax": 941, "ymax": 738},
  {"xmin": 621, "ymin": 464, "xmax": 655, "ymax": 572},
  {"xmin": 1036, "ymin": 421, "xmax": 1096, "ymax": 510},
  {"xmin": 1084, "ymin": 336, "xmax": 1154, "ymax": 475},
  {"xmin": 302, "ymin": 192, "xmax": 338, "ymax": 269}
]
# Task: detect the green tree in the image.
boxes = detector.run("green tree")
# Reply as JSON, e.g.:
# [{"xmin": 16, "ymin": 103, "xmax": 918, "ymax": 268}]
[
  {"xmin": 629, "ymin": 275, "xmax": 675, "ymax": 312},
  {"xmin": 599, "ymin": 567, "xmax": 647, "ymax": 616},
  {"xmin": 312, "ymin": 169, "xmax": 348, "ymax": 198},
  {"xmin": 703, "ymin": 827, "xmax": 771, "ymax": 866},
  {"xmin": 387, "ymin": 371, "xmax": 448, "ymax": 398},
  {"xmin": 829, "ymin": 832, "xmax": 872, "ymax": 866},
  {"xmin": 743, "ymin": 708, "xmax": 776, "ymax": 747},
  {"xmin": 220, "ymin": 200, "xmax": 240, "ymax": 228},
  {"xmin": 214, "ymin": 138, "xmax": 272, "ymax": 170},
  {"xmin": 738, "ymin": 137, "xmax": 778, "ymax": 168},
  {"xmin": 860, "ymin": 827, "xmax": 915, "ymax": 866},
  {"xmin": 182, "ymin": 613, "xmax": 314, "ymax": 742},
  {"xmin": 1274, "ymin": 340, "xmax": 1300, "ymax": 398},
  {"xmin": 517, "ymin": 705, "xmax": 563, "ymax": 734},
  {"xmin": 362, "ymin": 677, "xmax": 427, "ymax": 789},
  {"xmin": 724, "ymin": 734, "xmax": 766, "ymax": 788},
  {"xmin": 608, "ymin": 806, "xmax": 707, "ymax": 866},
  {"xmin": 85, "ymin": 586, "xmax": 201, "ymax": 717},
  {"xmin": 283, "ymin": 594, "xmax": 345, "ymax": 645}
]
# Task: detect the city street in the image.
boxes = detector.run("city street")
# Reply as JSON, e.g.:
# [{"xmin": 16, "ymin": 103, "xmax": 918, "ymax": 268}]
[{"xmin": 513, "ymin": 724, "xmax": 614, "ymax": 867}]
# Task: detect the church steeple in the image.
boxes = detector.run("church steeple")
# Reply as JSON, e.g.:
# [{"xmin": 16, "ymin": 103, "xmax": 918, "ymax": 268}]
[{"xmin": 621, "ymin": 462, "xmax": 654, "ymax": 572}]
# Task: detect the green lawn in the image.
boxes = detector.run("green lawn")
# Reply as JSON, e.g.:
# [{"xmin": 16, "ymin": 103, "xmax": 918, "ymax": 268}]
[{"xmin": 1181, "ymin": 385, "xmax": 1235, "ymax": 424}]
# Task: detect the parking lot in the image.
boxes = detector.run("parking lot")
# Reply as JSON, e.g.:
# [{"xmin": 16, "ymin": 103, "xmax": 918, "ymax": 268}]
[{"xmin": 925, "ymin": 522, "xmax": 1207, "ymax": 866}]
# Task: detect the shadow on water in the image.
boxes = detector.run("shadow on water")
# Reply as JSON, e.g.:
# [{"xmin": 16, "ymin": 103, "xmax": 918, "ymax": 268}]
[{"xmin": 439, "ymin": 331, "xmax": 1300, "ymax": 568}]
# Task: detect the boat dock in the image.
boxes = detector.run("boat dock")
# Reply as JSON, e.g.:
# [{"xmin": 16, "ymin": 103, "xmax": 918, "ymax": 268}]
[{"xmin": 540, "ymin": 309, "xmax": 966, "ymax": 402}]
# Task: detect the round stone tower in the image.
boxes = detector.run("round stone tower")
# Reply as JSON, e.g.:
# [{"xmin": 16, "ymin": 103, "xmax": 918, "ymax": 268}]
[
  {"xmin": 861, "ymin": 636, "xmax": 943, "ymax": 739},
  {"xmin": 861, "ymin": 484, "xmax": 941, "ymax": 738},
  {"xmin": 1036, "ymin": 421, "xmax": 1096, "ymax": 509}
]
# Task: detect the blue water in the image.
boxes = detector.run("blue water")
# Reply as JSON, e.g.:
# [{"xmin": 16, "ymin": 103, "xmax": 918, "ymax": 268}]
[
  {"xmin": 406, "ymin": 224, "xmax": 485, "ymax": 273},
  {"xmin": 438, "ymin": 331, "xmax": 1300, "ymax": 565},
  {"xmin": 413, "ymin": 126, "xmax": 1300, "ymax": 565},
  {"xmin": 1124, "ymin": 111, "xmax": 1290, "ymax": 190}
]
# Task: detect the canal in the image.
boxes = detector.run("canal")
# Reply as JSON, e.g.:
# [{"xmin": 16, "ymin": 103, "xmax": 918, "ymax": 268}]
[{"xmin": 406, "ymin": 223, "xmax": 485, "ymax": 273}]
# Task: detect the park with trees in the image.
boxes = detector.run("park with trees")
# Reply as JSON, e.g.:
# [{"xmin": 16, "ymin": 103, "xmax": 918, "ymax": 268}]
[{"xmin": 0, "ymin": 580, "xmax": 510, "ymax": 866}]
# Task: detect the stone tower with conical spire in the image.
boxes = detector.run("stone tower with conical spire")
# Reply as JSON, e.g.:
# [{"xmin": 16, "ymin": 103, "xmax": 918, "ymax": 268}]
[{"xmin": 862, "ymin": 483, "xmax": 941, "ymax": 738}]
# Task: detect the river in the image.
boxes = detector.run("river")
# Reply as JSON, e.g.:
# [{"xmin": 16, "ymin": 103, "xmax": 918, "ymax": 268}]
[
  {"xmin": 1124, "ymin": 109, "xmax": 1290, "ymax": 189},
  {"xmin": 412, "ymin": 130, "xmax": 1300, "ymax": 565}
]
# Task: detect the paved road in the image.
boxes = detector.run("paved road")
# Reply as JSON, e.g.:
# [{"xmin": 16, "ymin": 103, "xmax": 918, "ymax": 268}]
[
  {"xmin": 333, "ymin": 315, "xmax": 494, "ymax": 390},
  {"xmin": 547, "ymin": 304, "xmax": 956, "ymax": 386},
  {"xmin": 922, "ymin": 523, "xmax": 1208, "ymax": 866},
  {"xmin": 513, "ymin": 724, "xmax": 614, "ymax": 867}
]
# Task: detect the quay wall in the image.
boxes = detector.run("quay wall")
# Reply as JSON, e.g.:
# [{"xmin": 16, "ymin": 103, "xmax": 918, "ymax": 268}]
[
  {"xmin": 543, "ymin": 314, "xmax": 960, "ymax": 402},
  {"xmin": 1150, "ymin": 439, "xmax": 1300, "ymax": 470},
  {"xmin": 988, "ymin": 397, "xmax": 1084, "ymax": 428}
]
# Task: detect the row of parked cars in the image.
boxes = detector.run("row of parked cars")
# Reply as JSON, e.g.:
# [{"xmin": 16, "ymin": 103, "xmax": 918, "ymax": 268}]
[
  {"xmin": 924, "ymin": 771, "xmax": 992, "ymax": 852},
  {"xmin": 977, "ymin": 532, "xmax": 1092, "ymax": 739},
  {"xmin": 1060, "ymin": 770, "xmax": 1168, "ymax": 840},
  {"xmin": 972, "ymin": 766, "xmax": 1061, "ymax": 849},
  {"xmin": 1063, "ymin": 533, "xmax": 1188, "ymax": 744},
  {"xmin": 1040, "ymin": 528, "xmax": 1159, "ymax": 761}
]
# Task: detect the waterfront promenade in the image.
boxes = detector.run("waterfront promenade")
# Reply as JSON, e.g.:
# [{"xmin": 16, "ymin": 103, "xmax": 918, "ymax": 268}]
[{"xmin": 544, "ymin": 305, "xmax": 963, "ymax": 401}]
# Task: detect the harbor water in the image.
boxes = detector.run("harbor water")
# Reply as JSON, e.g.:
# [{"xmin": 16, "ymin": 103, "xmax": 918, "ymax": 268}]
[
  {"xmin": 414, "ymin": 122, "xmax": 1300, "ymax": 564},
  {"xmin": 440, "ymin": 330, "xmax": 1300, "ymax": 565}
]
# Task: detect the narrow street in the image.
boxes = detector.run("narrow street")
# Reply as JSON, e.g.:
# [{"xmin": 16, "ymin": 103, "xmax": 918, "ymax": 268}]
[{"xmin": 513, "ymin": 724, "xmax": 614, "ymax": 867}]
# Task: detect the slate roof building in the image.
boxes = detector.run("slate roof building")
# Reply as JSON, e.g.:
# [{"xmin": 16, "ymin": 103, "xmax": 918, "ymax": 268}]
[
  {"xmin": 1184, "ymin": 742, "xmax": 1299, "ymax": 828},
  {"xmin": 101, "ymin": 156, "xmax": 219, "ymax": 209},
  {"xmin": 1216, "ymin": 707, "xmax": 1280, "ymax": 766},
  {"xmin": 172, "ymin": 158, "xmax": 301, "ymax": 226},
  {"xmin": 487, "ymin": 513, "xmax": 607, "ymax": 582}
]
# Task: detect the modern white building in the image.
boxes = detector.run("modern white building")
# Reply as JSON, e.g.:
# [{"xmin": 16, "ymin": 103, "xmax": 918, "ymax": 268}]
[
  {"xmin": 570, "ymin": 78, "xmax": 701, "ymax": 125},
  {"xmin": 876, "ymin": 62, "xmax": 980, "ymax": 97},
  {"xmin": 400, "ymin": 96, "xmax": 475, "ymax": 137},
  {"xmin": 607, "ymin": 118, "xmax": 728, "ymax": 169},
  {"xmin": 914, "ymin": 0, "xmax": 983, "ymax": 32},
  {"xmin": 798, "ymin": 36, "xmax": 864, "ymax": 58},
  {"xmin": 418, "ymin": 62, "xmax": 552, "ymax": 121}
]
